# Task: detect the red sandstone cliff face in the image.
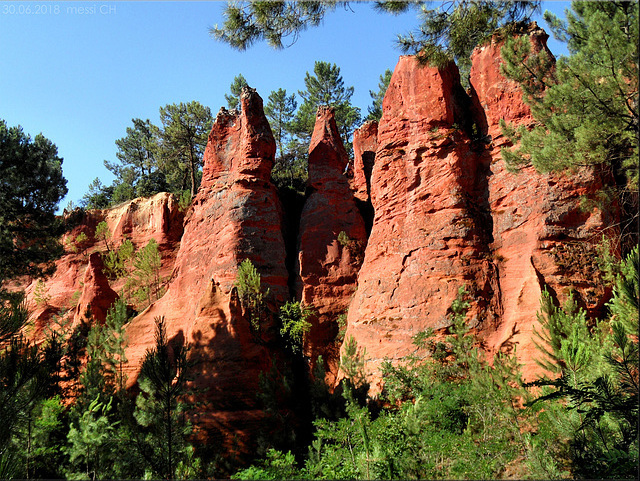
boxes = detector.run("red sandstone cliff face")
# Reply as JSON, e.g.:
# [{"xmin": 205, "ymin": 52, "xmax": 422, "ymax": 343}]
[
  {"xmin": 123, "ymin": 87, "xmax": 288, "ymax": 451},
  {"xmin": 16, "ymin": 25, "xmax": 618, "ymax": 446},
  {"xmin": 74, "ymin": 252, "xmax": 118, "ymax": 326},
  {"xmin": 469, "ymin": 29, "xmax": 615, "ymax": 379},
  {"xmin": 22, "ymin": 192, "xmax": 184, "ymax": 340},
  {"xmin": 296, "ymin": 106, "xmax": 367, "ymax": 377},
  {"xmin": 342, "ymin": 28, "xmax": 615, "ymax": 388},
  {"xmin": 342, "ymin": 58, "xmax": 492, "ymax": 388},
  {"xmin": 352, "ymin": 120, "xmax": 378, "ymax": 203}
]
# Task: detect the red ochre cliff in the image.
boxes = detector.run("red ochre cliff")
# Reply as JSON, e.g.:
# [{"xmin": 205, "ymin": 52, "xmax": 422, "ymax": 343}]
[
  {"xmin": 296, "ymin": 106, "xmax": 367, "ymax": 380},
  {"xmin": 19, "ymin": 27, "xmax": 616, "ymax": 451},
  {"xmin": 345, "ymin": 26, "xmax": 615, "ymax": 389}
]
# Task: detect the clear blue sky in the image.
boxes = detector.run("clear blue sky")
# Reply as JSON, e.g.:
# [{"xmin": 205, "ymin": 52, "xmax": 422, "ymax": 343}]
[{"xmin": 0, "ymin": 1, "xmax": 570, "ymax": 209}]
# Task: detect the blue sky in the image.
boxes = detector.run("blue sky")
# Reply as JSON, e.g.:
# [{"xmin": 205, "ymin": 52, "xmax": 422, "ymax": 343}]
[{"xmin": 0, "ymin": 1, "xmax": 570, "ymax": 209}]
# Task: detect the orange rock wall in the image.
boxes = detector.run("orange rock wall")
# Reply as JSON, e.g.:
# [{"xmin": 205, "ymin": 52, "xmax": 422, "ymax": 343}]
[
  {"xmin": 296, "ymin": 106, "xmax": 366, "ymax": 376},
  {"xmin": 344, "ymin": 29, "xmax": 615, "ymax": 388},
  {"xmin": 17, "ymin": 25, "xmax": 618, "ymax": 452}
]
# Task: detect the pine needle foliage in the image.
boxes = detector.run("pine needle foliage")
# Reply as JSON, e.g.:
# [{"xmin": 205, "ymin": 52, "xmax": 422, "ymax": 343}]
[
  {"xmin": 225, "ymin": 74, "xmax": 250, "ymax": 110},
  {"xmin": 210, "ymin": 1, "xmax": 343, "ymax": 50},
  {"xmin": 135, "ymin": 317, "xmax": 194, "ymax": 480},
  {"xmin": 526, "ymin": 248, "xmax": 639, "ymax": 478},
  {"xmin": 235, "ymin": 259, "xmax": 270, "ymax": 340},
  {"xmin": 500, "ymin": 1, "xmax": 638, "ymax": 250}
]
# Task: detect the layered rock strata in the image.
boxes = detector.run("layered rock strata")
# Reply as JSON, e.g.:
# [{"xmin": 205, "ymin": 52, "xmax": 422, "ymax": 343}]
[
  {"xmin": 296, "ymin": 106, "xmax": 367, "ymax": 377},
  {"xmin": 123, "ymin": 87, "xmax": 288, "ymax": 452},
  {"xmin": 343, "ymin": 28, "xmax": 614, "ymax": 387}
]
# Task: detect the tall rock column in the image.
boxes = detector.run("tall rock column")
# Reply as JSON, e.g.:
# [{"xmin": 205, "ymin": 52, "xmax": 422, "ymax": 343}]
[
  {"xmin": 297, "ymin": 106, "xmax": 367, "ymax": 378},
  {"xmin": 123, "ymin": 87, "xmax": 288, "ymax": 452},
  {"xmin": 469, "ymin": 26, "xmax": 616, "ymax": 379},
  {"xmin": 343, "ymin": 58, "xmax": 490, "ymax": 390},
  {"xmin": 352, "ymin": 120, "xmax": 378, "ymax": 204}
]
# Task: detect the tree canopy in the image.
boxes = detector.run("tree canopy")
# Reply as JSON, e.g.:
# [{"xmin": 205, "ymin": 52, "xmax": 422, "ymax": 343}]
[
  {"xmin": 293, "ymin": 61, "xmax": 361, "ymax": 155},
  {"xmin": 83, "ymin": 102, "xmax": 213, "ymax": 208},
  {"xmin": 225, "ymin": 74, "xmax": 250, "ymax": 110},
  {"xmin": 211, "ymin": 1, "xmax": 541, "ymax": 73},
  {"xmin": 365, "ymin": 68, "xmax": 393, "ymax": 122},
  {"xmin": 158, "ymin": 101, "xmax": 213, "ymax": 199},
  {"xmin": 500, "ymin": 0, "xmax": 638, "ymax": 248},
  {"xmin": 0, "ymin": 120, "xmax": 68, "ymax": 283}
]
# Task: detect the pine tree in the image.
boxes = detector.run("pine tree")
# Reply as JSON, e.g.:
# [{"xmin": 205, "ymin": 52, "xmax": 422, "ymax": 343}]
[
  {"xmin": 127, "ymin": 239, "xmax": 163, "ymax": 307},
  {"xmin": 225, "ymin": 74, "xmax": 249, "ymax": 110},
  {"xmin": 108, "ymin": 118, "xmax": 159, "ymax": 179},
  {"xmin": 133, "ymin": 317, "xmax": 194, "ymax": 480},
  {"xmin": 0, "ymin": 294, "xmax": 47, "ymax": 478},
  {"xmin": 526, "ymin": 248, "xmax": 639, "ymax": 478},
  {"xmin": 104, "ymin": 118, "xmax": 164, "ymax": 203},
  {"xmin": 293, "ymin": 61, "xmax": 361, "ymax": 155},
  {"xmin": 0, "ymin": 119, "xmax": 68, "ymax": 281},
  {"xmin": 158, "ymin": 101, "xmax": 213, "ymax": 199},
  {"xmin": 211, "ymin": 1, "xmax": 540, "ymax": 73},
  {"xmin": 81, "ymin": 177, "xmax": 113, "ymax": 209},
  {"xmin": 210, "ymin": 1, "xmax": 330, "ymax": 50},
  {"xmin": 365, "ymin": 68, "xmax": 392, "ymax": 122},
  {"xmin": 66, "ymin": 396, "xmax": 121, "ymax": 481},
  {"xmin": 235, "ymin": 259, "xmax": 270, "ymax": 341},
  {"xmin": 264, "ymin": 88, "xmax": 302, "ymax": 188},
  {"xmin": 500, "ymin": 1, "xmax": 638, "ymax": 249}
]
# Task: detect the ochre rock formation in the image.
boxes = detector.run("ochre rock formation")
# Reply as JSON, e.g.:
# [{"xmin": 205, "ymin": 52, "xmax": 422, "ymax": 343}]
[
  {"xmin": 16, "ymin": 24, "xmax": 619, "ymax": 453},
  {"xmin": 469, "ymin": 28, "xmax": 616, "ymax": 379},
  {"xmin": 22, "ymin": 193, "xmax": 184, "ymax": 340},
  {"xmin": 123, "ymin": 87, "xmax": 288, "ymax": 453},
  {"xmin": 296, "ymin": 106, "xmax": 367, "ymax": 377},
  {"xmin": 342, "ymin": 28, "xmax": 615, "ymax": 388},
  {"xmin": 101, "ymin": 191, "xmax": 185, "ymax": 250},
  {"xmin": 351, "ymin": 120, "xmax": 378, "ymax": 203},
  {"xmin": 342, "ymin": 58, "xmax": 491, "ymax": 389},
  {"xmin": 73, "ymin": 252, "xmax": 118, "ymax": 326}
]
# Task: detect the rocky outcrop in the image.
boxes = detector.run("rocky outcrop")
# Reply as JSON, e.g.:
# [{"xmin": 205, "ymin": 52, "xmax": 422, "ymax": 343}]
[
  {"xmin": 469, "ymin": 28, "xmax": 615, "ymax": 379},
  {"xmin": 123, "ymin": 87, "xmax": 288, "ymax": 452},
  {"xmin": 101, "ymin": 192, "xmax": 185, "ymax": 250},
  {"xmin": 342, "ymin": 58, "xmax": 491, "ymax": 389},
  {"xmin": 16, "ymin": 24, "xmax": 619, "ymax": 451},
  {"xmin": 296, "ymin": 106, "xmax": 367, "ymax": 377},
  {"xmin": 74, "ymin": 252, "xmax": 118, "ymax": 325},
  {"xmin": 352, "ymin": 120, "xmax": 378, "ymax": 203},
  {"xmin": 342, "ymin": 28, "xmax": 615, "ymax": 388},
  {"xmin": 22, "ymin": 193, "xmax": 184, "ymax": 340}
]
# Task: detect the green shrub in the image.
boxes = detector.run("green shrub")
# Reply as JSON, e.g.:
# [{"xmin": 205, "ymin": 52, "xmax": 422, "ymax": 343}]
[
  {"xmin": 278, "ymin": 301, "xmax": 313, "ymax": 355},
  {"xmin": 235, "ymin": 259, "xmax": 270, "ymax": 338}
]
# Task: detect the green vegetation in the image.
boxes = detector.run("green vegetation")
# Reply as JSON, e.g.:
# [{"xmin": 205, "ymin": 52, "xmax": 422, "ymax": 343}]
[
  {"xmin": 2, "ymin": 3, "xmax": 637, "ymax": 479},
  {"xmin": 80, "ymin": 60, "xmax": 368, "ymax": 200},
  {"xmin": 278, "ymin": 301, "xmax": 313, "ymax": 355},
  {"xmin": 264, "ymin": 87, "xmax": 304, "ymax": 191},
  {"xmin": 500, "ymin": 0, "xmax": 638, "ymax": 249},
  {"xmin": 212, "ymin": 1, "xmax": 540, "ymax": 79},
  {"xmin": 294, "ymin": 61, "xmax": 361, "ymax": 157},
  {"xmin": 0, "ymin": 120, "xmax": 67, "ymax": 478},
  {"xmin": 0, "ymin": 119, "xmax": 68, "ymax": 281},
  {"xmin": 126, "ymin": 239, "xmax": 163, "ymax": 307},
  {"xmin": 231, "ymin": 258, "xmax": 638, "ymax": 479},
  {"xmin": 134, "ymin": 317, "xmax": 195, "ymax": 479},
  {"xmin": 158, "ymin": 101, "xmax": 213, "ymax": 200},
  {"xmin": 235, "ymin": 258, "xmax": 270, "ymax": 338},
  {"xmin": 82, "ymin": 101, "xmax": 212, "ymax": 208},
  {"xmin": 225, "ymin": 73, "xmax": 250, "ymax": 110},
  {"xmin": 365, "ymin": 68, "xmax": 392, "ymax": 122}
]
